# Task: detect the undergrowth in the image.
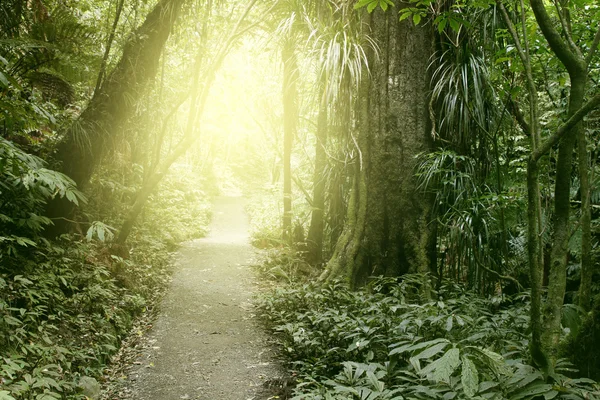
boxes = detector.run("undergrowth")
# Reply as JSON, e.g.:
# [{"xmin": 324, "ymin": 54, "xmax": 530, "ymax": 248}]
[
  {"xmin": 0, "ymin": 164, "xmax": 211, "ymax": 400},
  {"xmin": 257, "ymin": 276, "xmax": 600, "ymax": 400}
]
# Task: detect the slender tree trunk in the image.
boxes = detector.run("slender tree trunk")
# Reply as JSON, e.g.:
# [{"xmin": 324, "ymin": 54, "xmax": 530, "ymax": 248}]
[
  {"xmin": 94, "ymin": 0, "xmax": 125, "ymax": 94},
  {"xmin": 282, "ymin": 39, "xmax": 297, "ymax": 242},
  {"xmin": 45, "ymin": 0, "xmax": 184, "ymax": 234},
  {"xmin": 542, "ymin": 76, "xmax": 586, "ymax": 363},
  {"xmin": 306, "ymin": 95, "xmax": 328, "ymax": 264},
  {"xmin": 578, "ymin": 126, "xmax": 593, "ymax": 311},
  {"xmin": 321, "ymin": 6, "xmax": 435, "ymax": 287}
]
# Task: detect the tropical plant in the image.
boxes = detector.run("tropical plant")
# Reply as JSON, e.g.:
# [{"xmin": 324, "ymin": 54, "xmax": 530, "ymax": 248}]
[{"xmin": 258, "ymin": 276, "xmax": 600, "ymax": 399}]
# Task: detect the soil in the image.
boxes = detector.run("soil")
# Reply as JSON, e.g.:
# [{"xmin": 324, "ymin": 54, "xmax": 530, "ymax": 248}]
[{"xmin": 109, "ymin": 196, "xmax": 287, "ymax": 400}]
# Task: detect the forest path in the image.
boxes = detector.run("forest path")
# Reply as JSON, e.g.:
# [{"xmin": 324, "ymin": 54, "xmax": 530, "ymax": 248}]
[{"xmin": 122, "ymin": 196, "xmax": 282, "ymax": 400}]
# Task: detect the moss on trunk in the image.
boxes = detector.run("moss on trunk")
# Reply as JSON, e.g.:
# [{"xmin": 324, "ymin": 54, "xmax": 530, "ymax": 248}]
[{"xmin": 321, "ymin": 6, "xmax": 435, "ymax": 287}]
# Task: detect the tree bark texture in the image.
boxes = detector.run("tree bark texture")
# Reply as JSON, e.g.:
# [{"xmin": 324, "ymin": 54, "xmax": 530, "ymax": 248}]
[
  {"xmin": 321, "ymin": 7, "xmax": 435, "ymax": 287},
  {"xmin": 45, "ymin": 0, "xmax": 184, "ymax": 233}
]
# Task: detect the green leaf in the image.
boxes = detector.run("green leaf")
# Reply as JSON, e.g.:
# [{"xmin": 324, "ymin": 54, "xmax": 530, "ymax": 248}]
[
  {"xmin": 448, "ymin": 17, "xmax": 460, "ymax": 32},
  {"xmin": 413, "ymin": 13, "xmax": 422, "ymax": 25},
  {"xmin": 354, "ymin": 0, "xmax": 373, "ymax": 9},
  {"xmin": 467, "ymin": 346, "xmax": 511, "ymax": 377},
  {"xmin": 0, "ymin": 71, "xmax": 8, "ymax": 87},
  {"xmin": 0, "ymin": 391, "xmax": 17, "ymax": 400},
  {"xmin": 445, "ymin": 315, "xmax": 453, "ymax": 331},
  {"xmin": 414, "ymin": 341, "xmax": 450, "ymax": 360},
  {"xmin": 390, "ymin": 338, "xmax": 449, "ymax": 355},
  {"xmin": 461, "ymin": 356, "xmax": 479, "ymax": 397},
  {"xmin": 438, "ymin": 17, "xmax": 448, "ymax": 33},
  {"xmin": 420, "ymin": 347, "xmax": 460, "ymax": 383},
  {"xmin": 510, "ymin": 382, "xmax": 554, "ymax": 400}
]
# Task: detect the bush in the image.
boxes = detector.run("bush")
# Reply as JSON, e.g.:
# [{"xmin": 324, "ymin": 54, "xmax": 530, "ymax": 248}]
[
  {"xmin": 0, "ymin": 240, "xmax": 160, "ymax": 400},
  {"xmin": 0, "ymin": 158, "xmax": 212, "ymax": 399}
]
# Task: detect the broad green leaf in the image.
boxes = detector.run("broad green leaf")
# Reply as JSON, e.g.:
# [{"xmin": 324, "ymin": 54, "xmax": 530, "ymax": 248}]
[
  {"xmin": 420, "ymin": 347, "xmax": 460, "ymax": 383},
  {"xmin": 467, "ymin": 346, "xmax": 511, "ymax": 377},
  {"xmin": 390, "ymin": 338, "xmax": 449, "ymax": 355},
  {"xmin": 399, "ymin": 10, "xmax": 412, "ymax": 21},
  {"xmin": 510, "ymin": 382, "xmax": 553, "ymax": 400},
  {"xmin": 438, "ymin": 17, "xmax": 448, "ymax": 33},
  {"xmin": 461, "ymin": 356, "xmax": 479, "ymax": 397},
  {"xmin": 413, "ymin": 13, "xmax": 422, "ymax": 25},
  {"xmin": 0, "ymin": 71, "xmax": 8, "ymax": 87},
  {"xmin": 445, "ymin": 315, "xmax": 453, "ymax": 331},
  {"xmin": 354, "ymin": 0, "xmax": 373, "ymax": 9},
  {"xmin": 0, "ymin": 391, "xmax": 16, "ymax": 400},
  {"xmin": 413, "ymin": 341, "xmax": 450, "ymax": 360}
]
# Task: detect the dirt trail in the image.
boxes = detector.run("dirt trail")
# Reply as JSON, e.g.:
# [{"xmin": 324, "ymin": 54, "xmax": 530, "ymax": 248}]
[{"xmin": 123, "ymin": 196, "xmax": 282, "ymax": 400}]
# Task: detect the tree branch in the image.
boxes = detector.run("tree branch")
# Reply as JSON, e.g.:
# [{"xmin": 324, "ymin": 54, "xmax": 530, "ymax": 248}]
[
  {"xmin": 497, "ymin": 1, "xmax": 528, "ymax": 68},
  {"xmin": 551, "ymin": 0, "xmax": 581, "ymax": 58},
  {"xmin": 585, "ymin": 25, "xmax": 600, "ymax": 67},
  {"xmin": 507, "ymin": 97, "xmax": 531, "ymax": 135},
  {"xmin": 532, "ymin": 92, "xmax": 600, "ymax": 162},
  {"xmin": 529, "ymin": 0, "xmax": 586, "ymax": 75}
]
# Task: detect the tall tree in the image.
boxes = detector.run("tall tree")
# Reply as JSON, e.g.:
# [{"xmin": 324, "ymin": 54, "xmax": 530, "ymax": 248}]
[{"xmin": 321, "ymin": 5, "xmax": 436, "ymax": 287}]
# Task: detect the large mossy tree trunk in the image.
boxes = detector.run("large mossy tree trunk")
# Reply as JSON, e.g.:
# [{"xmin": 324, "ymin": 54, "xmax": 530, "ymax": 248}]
[
  {"xmin": 320, "ymin": 6, "xmax": 435, "ymax": 288},
  {"xmin": 45, "ymin": 0, "xmax": 184, "ymax": 234}
]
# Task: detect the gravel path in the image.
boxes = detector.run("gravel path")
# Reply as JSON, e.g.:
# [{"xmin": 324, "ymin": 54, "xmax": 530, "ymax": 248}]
[{"xmin": 123, "ymin": 196, "xmax": 283, "ymax": 400}]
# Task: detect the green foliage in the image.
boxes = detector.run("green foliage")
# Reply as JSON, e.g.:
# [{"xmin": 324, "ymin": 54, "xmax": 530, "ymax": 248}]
[
  {"xmin": 0, "ymin": 138, "xmax": 85, "ymax": 256},
  {"xmin": 0, "ymin": 240, "xmax": 156, "ymax": 399},
  {"xmin": 354, "ymin": 0, "xmax": 395, "ymax": 13},
  {"xmin": 258, "ymin": 276, "xmax": 600, "ymax": 399},
  {"xmin": 563, "ymin": 295, "xmax": 600, "ymax": 381},
  {"xmin": 416, "ymin": 149, "xmax": 526, "ymax": 291},
  {"xmin": 253, "ymin": 247, "xmax": 315, "ymax": 283}
]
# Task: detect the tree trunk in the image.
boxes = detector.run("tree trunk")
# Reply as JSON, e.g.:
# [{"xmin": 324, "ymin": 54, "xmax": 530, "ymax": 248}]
[
  {"xmin": 94, "ymin": 0, "xmax": 125, "ymax": 94},
  {"xmin": 45, "ymin": 0, "xmax": 184, "ymax": 234},
  {"xmin": 306, "ymin": 96, "xmax": 328, "ymax": 264},
  {"xmin": 542, "ymin": 76, "xmax": 586, "ymax": 364},
  {"xmin": 282, "ymin": 39, "xmax": 297, "ymax": 242},
  {"xmin": 321, "ymin": 6, "xmax": 435, "ymax": 287},
  {"xmin": 578, "ymin": 126, "xmax": 592, "ymax": 311}
]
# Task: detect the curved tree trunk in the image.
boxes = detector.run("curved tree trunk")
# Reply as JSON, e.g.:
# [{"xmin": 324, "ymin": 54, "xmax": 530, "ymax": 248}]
[
  {"xmin": 45, "ymin": 0, "xmax": 184, "ymax": 235},
  {"xmin": 321, "ymin": 6, "xmax": 435, "ymax": 288}
]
